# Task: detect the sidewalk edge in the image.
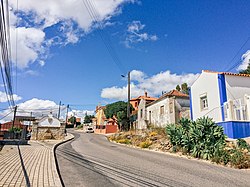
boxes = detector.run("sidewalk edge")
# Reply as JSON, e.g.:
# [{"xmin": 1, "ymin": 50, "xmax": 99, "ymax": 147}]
[{"xmin": 53, "ymin": 134, "xmax": 75, "ymax": 187}]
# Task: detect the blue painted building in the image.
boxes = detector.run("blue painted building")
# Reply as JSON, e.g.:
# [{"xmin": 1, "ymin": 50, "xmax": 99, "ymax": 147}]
[{"xmin": 190, "ymin": 70, "xmax": 250, "ymax": 139}]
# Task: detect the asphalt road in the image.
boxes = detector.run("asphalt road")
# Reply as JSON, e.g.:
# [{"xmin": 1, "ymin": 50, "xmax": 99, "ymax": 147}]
[{"xmin": 56, "ymin": 131, "xmax": 250, "ymax": 187}]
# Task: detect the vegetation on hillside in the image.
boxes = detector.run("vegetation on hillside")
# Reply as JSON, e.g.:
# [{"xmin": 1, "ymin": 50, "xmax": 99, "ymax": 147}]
[
  {"xmin": 104, "ymin": 101, "xmax": 134, "ymax": 131},
  {"xmin": 84, "ymin": 114, "xmax": 95, "ymax": 124},
  {"xmin": 109, "ymin": 117, "xmax": 250, "ymax": 169}
]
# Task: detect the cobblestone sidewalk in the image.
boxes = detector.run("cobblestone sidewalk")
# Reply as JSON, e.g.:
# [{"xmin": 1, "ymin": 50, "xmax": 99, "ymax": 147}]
[{"xmin": 0, "ymin": 135, "xmax": 74, "ymax": 187}]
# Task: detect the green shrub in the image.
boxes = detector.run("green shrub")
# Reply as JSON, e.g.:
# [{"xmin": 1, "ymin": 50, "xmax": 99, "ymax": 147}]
[
  {"xmin": 8, "ymin": 126, "xmax": 22, "ymax": 133},
  {"xmin": 236, "ymin": 139, "xmax": 250, "ymax": 151},
  {"xmin": 77, "ymin": 124, "xmax": 83, "ymax": 129},
  {"xmin": 229, "ymin": 148, "xmax": 249, "ymax": 169},
  {"xmin": 139, "ymin": 140, "xmax": 152, "ymax": 148},
  {"xmin": 166, "ymin": 117, "xmax": 226, "ymax": 159},
  {"xmin": 117, "ymin": 139, "xmax": 131, "ymax": 144},
  {"xmin": 212, "ymin": 148, "xmax": 230, "ymax": 165}
]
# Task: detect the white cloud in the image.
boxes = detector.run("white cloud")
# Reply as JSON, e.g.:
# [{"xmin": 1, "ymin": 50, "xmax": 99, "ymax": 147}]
[
  {"xmin": 0, "ymin": 98, "xmax": 60, "ymax": 123},
  {"xmin": 0, "ymin": 97, "xmax": 95, "ymax": 123},
  {"xmin": 0, "ymin": 91, "xmax": 22, "ymax": 103},
  {"xmin": 101, "ymin": 70, "xmax": 200, "ymax": 100},
  {"xmin": 130, "ymin": 70, "xmax": 146, "ymax": 82},
  {"xmin": 124, "ymin": 20, "xmax": 158, "ymax": 48},
  {"xmin": 237, "ymin": 50, "xmax": 250, "ymax": 71},
  {"xmin": 17, "ymin": 98, "xmax": 57, "ymax": 110},
  {"xmin": 8, "ymin": 0, "xmax": 135, "ymax": 69},
  {"xmin": 24, "ymin": 70, "xmax": 39, "ymax": 76},
  {"xmin": 68, "ymin": 109, "xmax": 95, "ymax": 122},
  {"xmin": 10, "ymin": 27, "xmax": 46, "ymax": 69}
]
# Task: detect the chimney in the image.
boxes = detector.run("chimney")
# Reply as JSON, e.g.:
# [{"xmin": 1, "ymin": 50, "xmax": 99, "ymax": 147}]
[{"xmin": 145, "ymin": 91, "xmax": 148, "ymax": 97}]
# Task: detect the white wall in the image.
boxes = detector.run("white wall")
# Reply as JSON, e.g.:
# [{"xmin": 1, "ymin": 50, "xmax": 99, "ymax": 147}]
[
  {"xmin": 146, "ymin": 97, "xmax": 173, "ymax": 128},
  {"xmin": 191, "ymin": 72, "xmax": 222, "ymax": 122},
  {"xmin": 225, "ymin": 75, "xmax": 250, "ymax": 100},
  {"xmin": 38, "ymin": 115, "xmax": 61, "ymax": 127},
  {"xmin": 137, "ymin": 99, "xmax": 148, "ymax": 130}
]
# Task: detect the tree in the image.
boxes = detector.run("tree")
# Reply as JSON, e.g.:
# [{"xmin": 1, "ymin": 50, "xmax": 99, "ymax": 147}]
[
  {"xmin": 68, "ymin": 116, "xmax": 76, "ymax": 125},
  {"xmin": 175, "ymin": 83, "xmax": 189, "ymax": 95},
  {"xmin": 181, "ymin": 83, "xmax": 189, "ymax": 95},
  {"xmin": 239, "ymin": 63, "xmax": 250, "ymax": 74},
  {"xmin": 84, "ymin": 115, "xmax": 95, "ymax": 124},
  {"xmin": 104, "ymin": 101, "xmax": 134, "ymax": 131},
  {"xmin": 176, "ymin": 85, "xmax": 181, "ymax": 91}
]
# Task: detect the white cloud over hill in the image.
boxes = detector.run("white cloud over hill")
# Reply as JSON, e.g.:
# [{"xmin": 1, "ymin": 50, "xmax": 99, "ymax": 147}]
[{"xmin": 101, "ymin": 70, "xmax": 200, "ymax": 100}]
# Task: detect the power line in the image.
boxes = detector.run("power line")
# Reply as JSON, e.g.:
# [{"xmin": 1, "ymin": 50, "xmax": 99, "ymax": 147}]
[
  {"xmin": 81, "ymin": 0, "xmax": 126, "ymax": 74},
  {"xmin": 0, "ymin": 0, "xmax": 15, "ymax": 108},
  {"xmin": 0, "ymin": 110, "xmax": 13, "ymax": 120},
  {"xmin": 15, "ymin": 0, "xmax": 18, "ymax": 95},
  {"xmin": 225, "ymin": 52, "xmax": 250, "ymax": 72},
  {"xmin": 223, "ymin": 37, "xmax": 250, "ymax": 72}
]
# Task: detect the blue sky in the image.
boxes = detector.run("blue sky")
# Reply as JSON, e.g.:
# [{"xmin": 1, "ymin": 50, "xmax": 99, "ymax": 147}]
[{"xmin": 1, "ymin": 0, "xmax": 250, "ymax": 120}]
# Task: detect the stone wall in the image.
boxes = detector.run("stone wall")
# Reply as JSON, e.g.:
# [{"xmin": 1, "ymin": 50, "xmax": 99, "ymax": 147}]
[{"xmin": 31, "ymin": 122, "xmax": 65, "ymax": 140}]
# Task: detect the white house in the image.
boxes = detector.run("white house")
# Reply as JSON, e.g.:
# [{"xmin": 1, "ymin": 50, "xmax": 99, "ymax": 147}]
[
  {"xmin": 190, "ymin": 70, "xmax": 250, "ymax": 138},
  {"xmin": 137, "ymin": 90, "xmax": 190, "ymax": 130},
  {"xmin": 32, "ymin": 114, "xmax": 65, "ymax": 140}
]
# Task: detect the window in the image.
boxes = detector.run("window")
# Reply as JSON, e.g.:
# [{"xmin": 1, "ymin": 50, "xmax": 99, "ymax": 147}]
[
  {"xmin": 140, "ymin": 109, "xmax": 143, "ymax": 118},
  {"xmin": 160, "ymin": 105, "xmax": 164, "ymax": 115},
  {"xmin": 149, "ymin": 111, "xmax": 151, "ymax": 123},
  {"xmin": 200, "ymin": 95, "xmax": 208, "ymax": 110}
]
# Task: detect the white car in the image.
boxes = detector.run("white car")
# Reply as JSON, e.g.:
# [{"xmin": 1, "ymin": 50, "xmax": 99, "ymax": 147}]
[{"xmin": 85, "ymin": 127, "xmax": 94, "ymax": 133}]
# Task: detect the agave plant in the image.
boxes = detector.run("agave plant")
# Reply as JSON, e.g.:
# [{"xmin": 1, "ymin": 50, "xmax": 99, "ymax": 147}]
[{"xmin": 236, "ymin": 139, "xmax": 250, "ymax": 151}]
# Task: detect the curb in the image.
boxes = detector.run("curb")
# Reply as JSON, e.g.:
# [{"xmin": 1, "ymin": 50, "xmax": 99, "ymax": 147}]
[{"xmin": 53, "ymin": 134, "xmax": 75, "ymax": 187}]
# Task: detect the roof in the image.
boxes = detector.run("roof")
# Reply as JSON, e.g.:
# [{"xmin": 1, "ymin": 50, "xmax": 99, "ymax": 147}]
[
  {"xmin": 95, "ymin": 106, "xmax": 106, "ymax": 112},
  {"xmin": 203, "ymin": 70, "xmax": 250, "ymax": 77},
  {"xmin": 130, "ymin": 95, "xmax": 158, "ymax": 101},
  {"xmin": 162, "ymin": 89, "xmax": 189, "ymax": 98},
  {"xmin": 146, "ymin": 90, "xmax": 189, "ymax": 106}
]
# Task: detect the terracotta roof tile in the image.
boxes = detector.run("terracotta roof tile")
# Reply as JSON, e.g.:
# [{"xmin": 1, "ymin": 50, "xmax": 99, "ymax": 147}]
[
  {"xmin": 146, "ymin": 90, "xmax": 189, "ymax": 106},
  {"xmin": 163, "ymin": 90, "xmax": 189, "ymax": 98},
  {"xmin": 130, "ymin": 95, "xmax": 158, "ymax": 101},
  {"xmin": 203, "ymin": 70, "xmax": 250, "ymax": 77}
]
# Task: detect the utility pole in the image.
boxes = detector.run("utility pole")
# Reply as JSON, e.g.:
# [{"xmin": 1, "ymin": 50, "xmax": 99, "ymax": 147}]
[
  {"xmin": 29, "ymin": 112, "xmax": 32, "ymax": 131},
  {"xmin": 12, "ymin": 106, "xmax": 17, "ymax": 129},
  {"xmin": 127, "ymin": 71, "xmax": 131, "ymax": 130},
  {"xmin": 121, "ymin": 71, "xmax": 131, "ymax": 131},
  {"xmin": 65, "ymin": 104, "xmax": 69, "ymax": 126},
  {"xmin": 58, "ymin": 101, "xmax": 61, "ymax": 119}
]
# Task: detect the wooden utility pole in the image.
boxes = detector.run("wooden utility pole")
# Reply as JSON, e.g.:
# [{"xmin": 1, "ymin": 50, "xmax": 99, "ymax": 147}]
[
  {"xmin": 58, "ymin": 101, "xmax": 61, "ymax": 119},
  {"xmin": 65, "ymin": 104, "xmax": 69, "ymax": 126},
  {"xmin": 127, "ymin": 71, "xmax": 131, "ymax": 129},
  {"xmin": 12, "ymin": 106, "xmax": 17, "ymax": 129}
]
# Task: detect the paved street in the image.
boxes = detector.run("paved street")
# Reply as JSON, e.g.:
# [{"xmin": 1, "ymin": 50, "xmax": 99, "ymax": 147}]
[{"xmin": 56, "ymin": 131, "xmax": 250, "ymax": 187}]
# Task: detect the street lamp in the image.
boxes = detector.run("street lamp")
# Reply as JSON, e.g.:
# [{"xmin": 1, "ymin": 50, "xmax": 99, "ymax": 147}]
[{"xmin": 121, "ymin": 71, "xmax": 131, "ymax": 129}]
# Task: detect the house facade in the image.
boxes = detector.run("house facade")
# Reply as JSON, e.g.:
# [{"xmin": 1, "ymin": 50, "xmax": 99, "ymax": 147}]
[
  {"xmin": 190, "ymin": 70, "xmax": 250, "ymax": 138},
  {"xmin": 130, "ymin": 92, "xmax": 157, "ymax": 113},
  {"xmin": 31, "ymin": 114, "xmax": 65, "ymax": 140},
  {"xmin": 137, "ymin": 90, "xmax": 190, "ymax": 130},
  {"xmin": 93, "ymin": 106, "xmax": 118, "ymax": 134}
]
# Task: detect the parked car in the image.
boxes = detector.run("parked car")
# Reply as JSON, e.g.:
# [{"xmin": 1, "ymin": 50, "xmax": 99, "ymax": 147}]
[{"xmin": 85, "ymin": 127, "xmax": 94, "ymax": 133}]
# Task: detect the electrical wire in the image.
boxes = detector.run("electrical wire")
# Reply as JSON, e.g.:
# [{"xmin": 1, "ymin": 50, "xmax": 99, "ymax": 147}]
[
  {"xmin": 0, "ymin": 0, "xmax": 15, "ymax": 108},
  {"xmin": 15, "ymin": 0, "xmax": 18, "ymax": 95},
  {"xmin": 0, "ymin": 110, "xmax": 12, "ymax": 120},
  {"xmin": 81, "ymin": 0, "xmax": 126, "ymax": 74},
  {"xmin": 224, "ymin": 37, "xmax": 250, "ymax": 72}
]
